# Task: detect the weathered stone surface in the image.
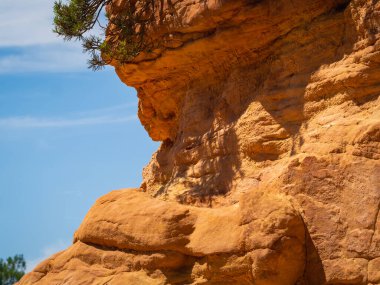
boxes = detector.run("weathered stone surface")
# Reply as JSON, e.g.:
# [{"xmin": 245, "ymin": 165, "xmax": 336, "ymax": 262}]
[
  {"xmin": 369, "ymin": 257, "xmax": 380, "ymax": 283},
  {"xmin": 19, "ymin": 0, "xmax": 380, "ymax": 284},
  {"xmin": 323, "ymin": 258, "xmax": 368, "ymax": 284},
  {"xmin": 20, "ymin": 190, "xmax": 305, "ymax": 284}
]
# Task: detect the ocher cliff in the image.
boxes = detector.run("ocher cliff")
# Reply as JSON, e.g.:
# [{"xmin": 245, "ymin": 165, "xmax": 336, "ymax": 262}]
[{"xmin": 19, "ymin": 0, "xmax": 380, "ymax": 284}]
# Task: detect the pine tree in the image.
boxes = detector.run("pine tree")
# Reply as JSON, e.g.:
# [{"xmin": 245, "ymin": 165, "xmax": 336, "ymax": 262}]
[
  {"xmin": 53, "ymin": 0, "xmax": 155, "ymax": 70},
  {"xmin": 0, "ymin": 255, "xmax": 26, "ymax": 285}
]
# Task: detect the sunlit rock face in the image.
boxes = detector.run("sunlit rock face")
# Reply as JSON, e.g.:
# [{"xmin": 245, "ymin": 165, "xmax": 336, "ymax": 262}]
[{"xmin": 19, "ymin": 0, "xmax": 380, "ymax": 284}]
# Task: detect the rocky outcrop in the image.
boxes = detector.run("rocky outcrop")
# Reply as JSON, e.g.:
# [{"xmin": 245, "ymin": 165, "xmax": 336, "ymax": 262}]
[
  {"xmin": 19, "ymin": 0, "xmax": 380, "ymax": 284},
  {"xmin": 22, "ymin": 190, "xmax": 304, "ymax": 284}
]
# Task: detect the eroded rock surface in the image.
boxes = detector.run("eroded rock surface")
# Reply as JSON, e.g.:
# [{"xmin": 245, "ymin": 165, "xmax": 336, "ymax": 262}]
[
  {"xmin": 19, "ymin": 0, "xmax": 380, "ymax": 284},
  {"xmin": 21, "ymin": 190, "xmax": 304, "ymax": 284}
]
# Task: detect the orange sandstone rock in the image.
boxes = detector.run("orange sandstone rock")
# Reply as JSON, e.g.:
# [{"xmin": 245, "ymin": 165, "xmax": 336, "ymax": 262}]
[
  {"xmin": 19, "ymin": 0, "xmax": 380, "ymax": 284},
  {"xmin": 21, "ymin": 190, "xmax": 304, "ymax": 284}
]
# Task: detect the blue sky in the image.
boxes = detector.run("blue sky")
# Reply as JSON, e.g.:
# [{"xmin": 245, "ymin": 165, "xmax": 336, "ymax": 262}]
[{"xmin": 0, "ymin": 0, "xmax": 158, "ymax": 271}]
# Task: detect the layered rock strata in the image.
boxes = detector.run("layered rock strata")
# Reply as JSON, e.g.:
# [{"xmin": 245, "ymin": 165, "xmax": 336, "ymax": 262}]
[{"xmin": 19, "ymin": 0, "xmax": 380, "ymax": 284}]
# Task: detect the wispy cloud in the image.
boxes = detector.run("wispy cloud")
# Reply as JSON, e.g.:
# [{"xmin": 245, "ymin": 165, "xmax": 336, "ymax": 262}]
[
  {"xmin": 0, "ymin": 44, "xmax": 87, "ymax": 73},
  {"xmin": 0, "ymin": 0, "xmax": 62, "ymax": 47},
  {"xmin": 0, "ymin": 115, "xmax": 137, "ymax": 129},
  {"xmin": 26, "ymin": 239, "xmax": 70, "ymax": 272},
  {"xmin": 0, "ymin": 0, "xmax": 94, "ymax": 72},
  {"xmin": 0, "ymin": 102, "xmax": 138, "ymax": 130}
]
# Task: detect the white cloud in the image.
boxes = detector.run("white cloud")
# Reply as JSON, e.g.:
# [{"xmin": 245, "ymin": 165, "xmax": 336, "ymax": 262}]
[
  {"xmin": 0, "ymin": 44, "xmax": 88, "ymax": 73},
  {"xmin": 0, "ymin": 0, "xmax": 60, "ymax": 47},
  {"xmin": 0, "ymin": 115, "xmax": 137, "ymax": 129},
  {"xmin": 0, "ymin": 0, "xmax": 107, "ymax": 72},
  {"xmin": 26, "ymin": 239, "xmax": 70, "ymax": 273}
]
